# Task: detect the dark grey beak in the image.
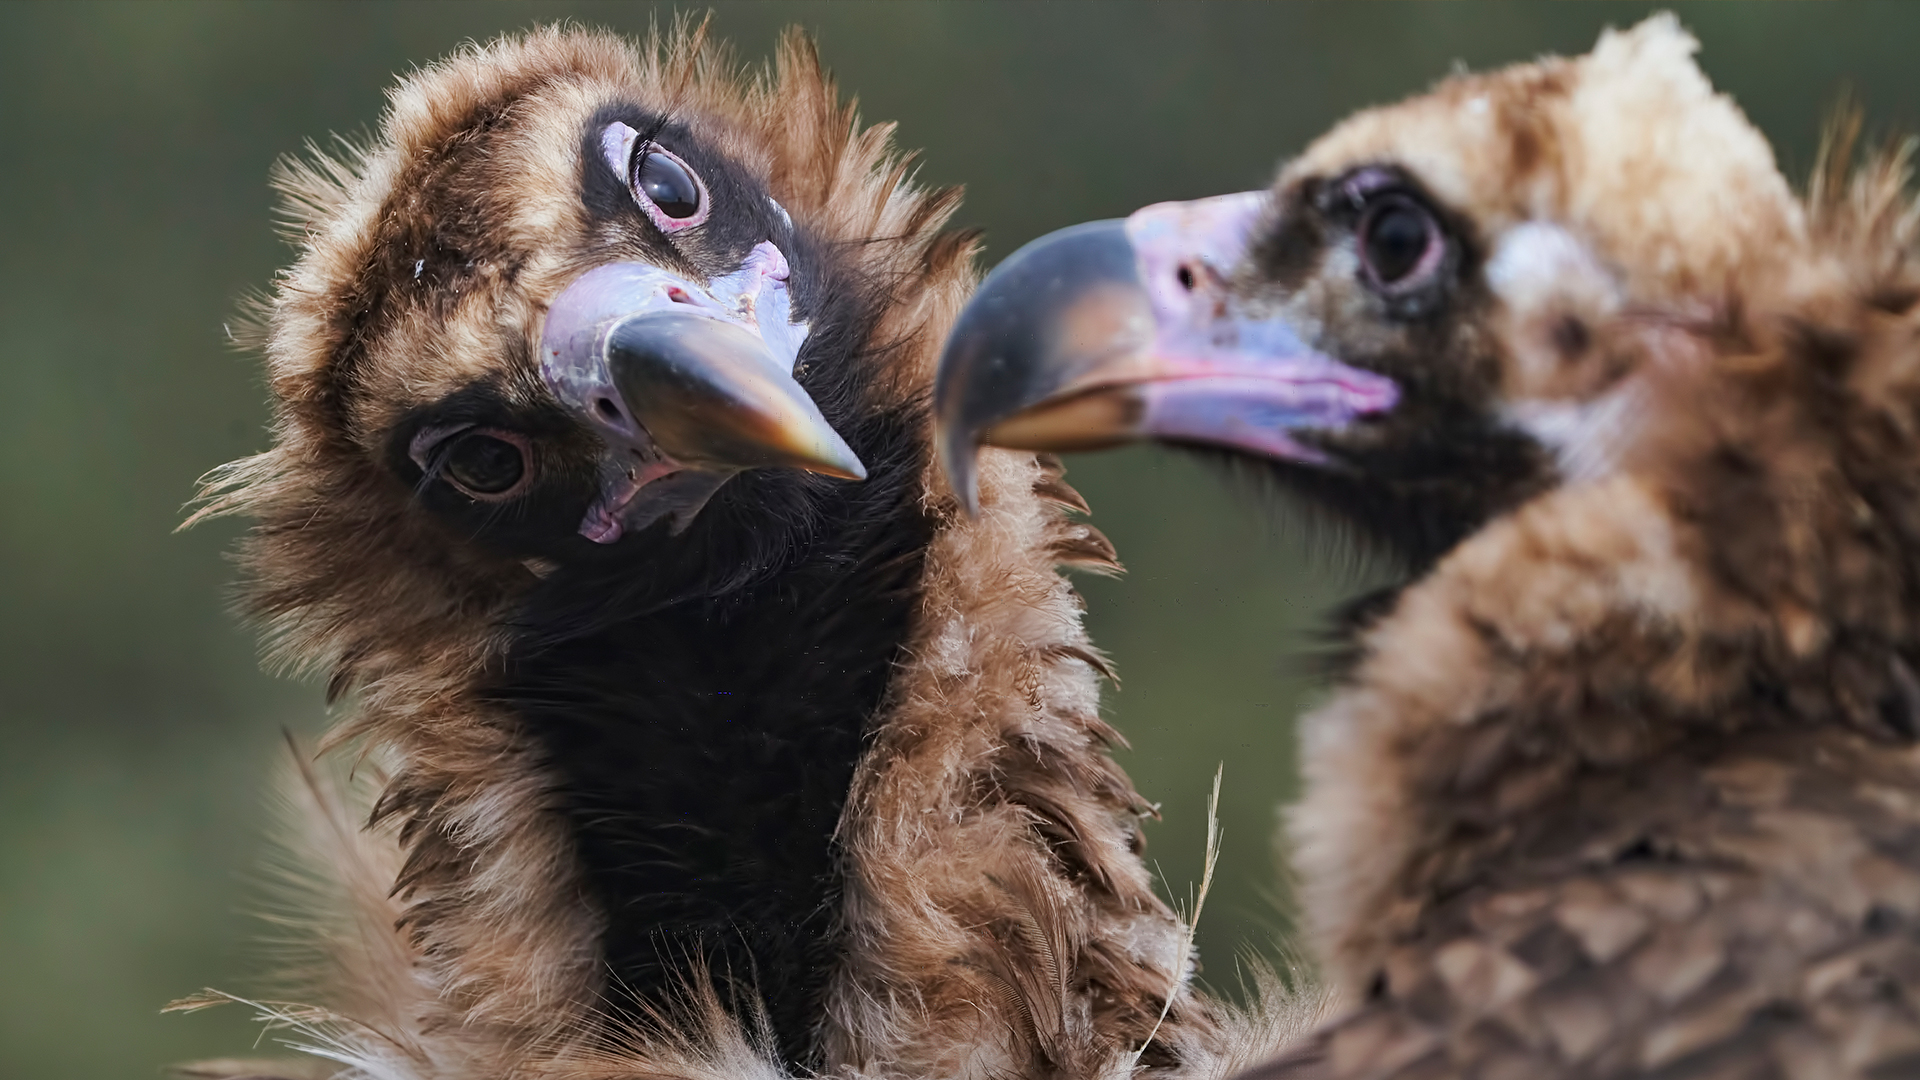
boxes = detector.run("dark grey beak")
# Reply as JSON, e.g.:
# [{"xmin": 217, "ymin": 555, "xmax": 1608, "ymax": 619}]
[
  {"xmin": 934, "ymin": 221, "xmax": 1152, "ymax": 505},
  {"xmin": 934, "ymin": 193, "xmax": 1398, "ymax": 513},
  {"xmin": 542, "ymin": 257, "xmax": 864, "ymax": 483},
  {"xmin": 539, "ymin": 254, "xmax": 866, "ymax": 542},
  {"xmin": 601, "ymin": 310, "xmax": 866, "ymax": 480}
]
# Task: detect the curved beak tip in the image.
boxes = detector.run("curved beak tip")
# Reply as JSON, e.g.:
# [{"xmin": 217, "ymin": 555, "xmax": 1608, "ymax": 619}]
[
  {"xmin": 806, "ymin": 432, "xmax": 868, "ymax": 482},
  {"xmin": 936, "ymin": 425, "xmax": 982, "ymax": 517},
  {"xmin": 934, "ymin": 219, "xmax": 1145, "ymax": 516},
  {"xmin": 603, "ymin": 310, "xmax": 868, "ymax": 482},
  {"xmin": 754, "ymin": 397, "xmax": 867, "ymax": 482}
]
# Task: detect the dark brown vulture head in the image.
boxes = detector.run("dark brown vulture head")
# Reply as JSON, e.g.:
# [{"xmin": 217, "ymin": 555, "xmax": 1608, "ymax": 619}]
[
  {"xmin": 215, "ymin": 26, "xmax": 943, "ymax": 651},
  {"xmin": 190, "ymin": 22, "xmax": 959, "ymax": 1069},
  {"xmin": 187, "ymin": 24, "xmax": 1244, "ymax": 1080}
]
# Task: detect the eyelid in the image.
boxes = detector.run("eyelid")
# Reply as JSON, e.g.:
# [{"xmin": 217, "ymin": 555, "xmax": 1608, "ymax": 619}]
[
  {"xmin": 409, "ymin": 422, "xmax": 476, "ymax": 473},
  {"xmin": 1340, "ymin": 166, "xmax": 1405, "ymax": 207},
  {"xmin": 599, "ymin": 121, "xmax": 711, "ymax": 234},
  {"xmin": 408, "ymin": 424, "xmax": 533, "ymax": 501}
]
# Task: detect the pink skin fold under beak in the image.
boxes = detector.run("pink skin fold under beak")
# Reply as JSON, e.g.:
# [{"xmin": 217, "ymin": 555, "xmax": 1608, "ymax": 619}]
[{"xmin": 934, "ymin": 192, "xmax": 1398, "ymax": 514}]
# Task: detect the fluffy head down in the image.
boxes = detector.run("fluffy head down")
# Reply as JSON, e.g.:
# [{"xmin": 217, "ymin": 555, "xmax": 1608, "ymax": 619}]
[
  {"xmin": 1232, "ymin": 15, "xmax": 1814, "ymax": 566},
  {"xmin": 1290, "ymin": 15, "xmax": 1802, "ymax": 307}
]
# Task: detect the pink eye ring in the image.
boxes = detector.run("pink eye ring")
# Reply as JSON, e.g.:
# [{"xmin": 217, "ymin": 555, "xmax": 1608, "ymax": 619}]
[
  {"xmin": 410, "ymin": 424, "xmax": 532, "ymax": 501},
  {"xmin": 600, "ymin": 121, "xmax": 710, "ymax": 233},
  {"xmin": 1356, "ymin": 194, "xmax": 1444, "ymax": 294}
]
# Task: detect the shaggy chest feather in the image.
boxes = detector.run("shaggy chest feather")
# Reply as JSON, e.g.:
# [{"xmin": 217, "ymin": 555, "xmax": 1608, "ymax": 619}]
[{"xmin": 492, "ymin": 487, "xmax": 932, "ymax": 1067}]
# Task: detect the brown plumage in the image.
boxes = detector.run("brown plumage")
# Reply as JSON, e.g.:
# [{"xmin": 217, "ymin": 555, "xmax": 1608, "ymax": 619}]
[
  {"xmin": 176, "ymin": 24, "xmax": 1308, "ymax": 1080},
  {"xmin": 940, "ymin": 15, "xmax": 1920, "ymax": 1078}
]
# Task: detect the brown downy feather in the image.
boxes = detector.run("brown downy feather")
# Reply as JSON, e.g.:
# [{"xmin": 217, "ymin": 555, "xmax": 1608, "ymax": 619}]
[
  {"xmin": 177, "ymin": 23, "xmax": 1309, "ymax": 1080},
  {"xmin": 1235, "ymin": 19, "xmax": 1920, "ymax": 1080}
]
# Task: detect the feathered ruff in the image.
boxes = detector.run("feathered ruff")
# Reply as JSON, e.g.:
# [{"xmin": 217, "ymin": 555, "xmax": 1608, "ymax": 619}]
[
  {"xmin": 175, "ymin": 731, "xmax": 1320, "ymax": 1080},
  {"xmin": 180, "ymin": 21, "xmax": 1315, "ymax": 1080}
]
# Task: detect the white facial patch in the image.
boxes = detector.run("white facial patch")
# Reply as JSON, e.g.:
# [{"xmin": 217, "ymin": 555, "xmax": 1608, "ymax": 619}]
[
  {"xmin": 1487, "ymin": 222, "xmax": 1642, "ymax": 484},
  {"xmin": 1485, "ymin": 222, "xmax": 1623, "ymax": 353}
]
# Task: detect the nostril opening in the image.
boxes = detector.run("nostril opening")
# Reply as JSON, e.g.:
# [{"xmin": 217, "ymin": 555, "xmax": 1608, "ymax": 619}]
[
  {"xmin": 595, "ymin": 397, "xmax": 623, "ymax": 422},
  {"xmin": 666, "ymin": 286, "xmax": 694, "ymax": 304},
  {"xmin": 1176, "ymin": 265, "xmax": 1195, "ymax": 291}
]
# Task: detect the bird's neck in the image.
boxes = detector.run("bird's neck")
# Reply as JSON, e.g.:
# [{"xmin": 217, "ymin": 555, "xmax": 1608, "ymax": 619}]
[
  {"xmin": 492, "ymin": 475, "xmax": 934, "ymax": 1066},
  {"xmin": 1291, "ymin": 473, "xmax": 1760, "ymax": 993},
  {"xmin": 1295, "ymin": 387, "xmax": 1920, "ymax": 994}
]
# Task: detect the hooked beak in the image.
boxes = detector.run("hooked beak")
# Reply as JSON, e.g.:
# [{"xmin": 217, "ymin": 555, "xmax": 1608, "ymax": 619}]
[
  {"xmin": 542, "ymin": 243, "xmax": 866, "ymax": 542},
  {"xmin": 934, "ymin": 193, "xmax": 1398, "ymax": 513}
]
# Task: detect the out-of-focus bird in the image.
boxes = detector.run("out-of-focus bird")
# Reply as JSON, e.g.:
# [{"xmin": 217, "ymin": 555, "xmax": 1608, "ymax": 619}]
[
  {"xmin": 940, "ymin": 15, "xmax": 1920, "ymax": 1078},
  {"xmin": 177, "ymin": 24, "xmax": 1295, "ymax": 1080}
]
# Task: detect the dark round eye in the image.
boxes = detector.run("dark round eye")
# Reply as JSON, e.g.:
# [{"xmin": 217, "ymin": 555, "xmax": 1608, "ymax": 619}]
[
  {"xmin": 1359, "ymin": 197, "xmax": 1442, "ymax": 290},
  {"xmin": 441, "ymin": 431, "xmax": 527, "ymax": 497},
  {"xmin": 636, "ymin": 149, "xmax": 701, "ymax": 219}
]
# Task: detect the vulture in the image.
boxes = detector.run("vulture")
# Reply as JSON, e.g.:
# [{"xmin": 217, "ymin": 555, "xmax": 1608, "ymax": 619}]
[
  {"xmin": 179, "ymin": 24, "xmax": 1301, "ymax": 1080},
  {"xmin": 939, "ymin": 14, "xmax": 1920, "ymax": 1079}
]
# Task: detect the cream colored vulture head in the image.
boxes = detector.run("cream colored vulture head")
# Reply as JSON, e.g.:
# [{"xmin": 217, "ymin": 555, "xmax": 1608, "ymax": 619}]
[
  {"xmin": 939, "ymin": 14, "xmax": 1804, "ymax": 566},
  {"xmin": 946, "ymin": 15, "xmax": 1920, "ymax": 1080}
]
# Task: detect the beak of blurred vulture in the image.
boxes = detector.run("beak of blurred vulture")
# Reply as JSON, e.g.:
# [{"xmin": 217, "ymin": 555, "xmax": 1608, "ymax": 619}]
[{"xmin": 935, "ymin": 194, "xmax": 1397, "ymax": 512}]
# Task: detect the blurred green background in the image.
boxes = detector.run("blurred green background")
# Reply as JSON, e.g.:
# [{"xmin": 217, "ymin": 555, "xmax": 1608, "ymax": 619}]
[{"xmin": 5, "ymin": 3, "xmax": 1919, "ymax": 1075}]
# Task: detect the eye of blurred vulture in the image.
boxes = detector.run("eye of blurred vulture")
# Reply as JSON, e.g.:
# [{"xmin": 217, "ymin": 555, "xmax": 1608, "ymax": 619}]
[
  {"xmin": 442, "ymin": 431, "xmax": 528, "ymax": 498},
  {"xmin": 1359, "ymin": 197, "xmax": 1442, "ymax": 291},
  {"xmin": 635, "ymin": 147, "xmax": 702, "ymax": 219}
]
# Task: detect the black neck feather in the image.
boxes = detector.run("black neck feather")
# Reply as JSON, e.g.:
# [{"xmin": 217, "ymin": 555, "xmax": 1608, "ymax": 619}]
[{"xmin": 492, "ymin": 403, "xmax": 932, "ymax": 1068}]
